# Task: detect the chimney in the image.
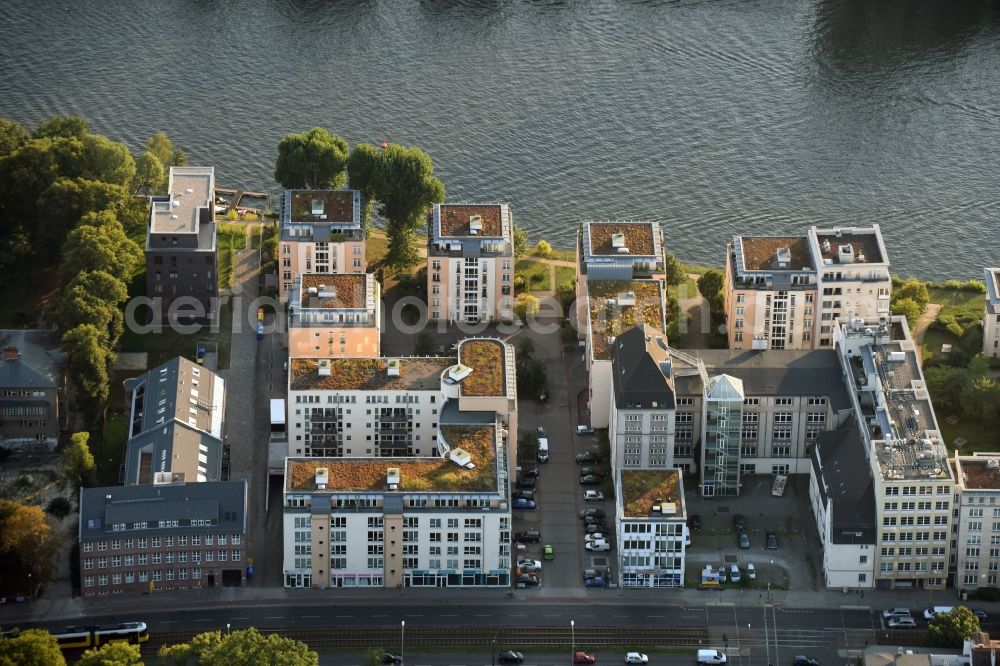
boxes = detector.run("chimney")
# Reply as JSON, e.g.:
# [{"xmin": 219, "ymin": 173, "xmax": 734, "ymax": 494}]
[{"xmin": 2, "ymin": 347, "xmax": 19, "ymax": 361}]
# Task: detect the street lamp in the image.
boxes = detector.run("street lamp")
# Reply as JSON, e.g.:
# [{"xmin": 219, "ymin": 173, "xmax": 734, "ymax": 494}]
[
  {"xmin": 400, "ymin": 620, "xmax": 405, "ymax": 663},
  {"xmin": 226, "ymin": 623, "xmax": 230, "ymax": 635},
  {"xmin": 571, "ymin": 620, "xmax": 575, "ymax": 661}
]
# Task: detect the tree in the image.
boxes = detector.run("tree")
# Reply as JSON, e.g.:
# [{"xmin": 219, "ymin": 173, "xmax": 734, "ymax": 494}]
[
  {"xmin": 514, "ymin": 293, "xmax": 540, "ymax": 320},
  {"xmin": 891, "ymin": 297, "xmax": 922, "ymax": 328},
  {"xmin": 77, "ymin": 134, "xmax": 136, "ymax": 186},
  {"xmin": 961, "ymin": 376, "xmax": 1000, "ymax": 429},
  {"xmin": 512, "ymin": 226, "xmax": 529, "ymax": 258},
  {"xmin": 517, "ymin": 337, "xmax": 536, "ymax": 359},
  {"xmin": 516, "ymin": 357, "xmax": 548, "ymax": 401},
  {"xmin": 274, "ymin": 128, "xmax": 349, "ymax": 189},
  {"xmin": 0, "ymin": 117, "xmax": 30, "ymax": 157},
  {"xmin": 663, "ymin": 251, "xmax": 685, "ymax": 286},
  {"xmin": 697, "ymin": 269, "xmax": 725, "ymax": 306},
  {"xmin": 414, "ymin": 331, "xmax": 436, "ymax": 356},
  {"xmin": 0, "ymin": 500, "xmax": 61, "ymax": 598},
  {"xmin": 159, "ymin": 628, "xmax": 318, "ymax": 666},
  {"xmin": 133, "ymin": 150, "xmax": 165, "ymax": 194},
  {"xmin": 0, "ymin": 137, "xmax": 64, "ymax": 226},
  {"xmin": 32, "ymin": 115, "xmax": 90, "ymax": 140},
  {"xmin": 0, "ymin": 629, "xmax": 66, "ymax": 666},
  {"xmin": 534, "ymin": 240, "xmax": 552, "ymax": 258},
  {"xmin": 892, "ymin": 278, "xmax": 930, "ymax": 314},
  {"xmin": 62, "ymin": 432, "xmax": 96, "ymax": 490},
  {"xmin": 62, "ymin": 324, "xmax": 112, "ymax": 414},
  {"xmin": 45, "ymin": 496, "xmax": 72, "ymax": 519},
  {"xmin": 926, "ymin": 606, "xmax": 980, "ymax": 647},
  {"xmin": 35, "ymin": 177, "xmax": 130, "ymax": 261},
  {"xmin": 59, "ymin": 270, "xmax": 129, "ymax": 343},
  {"xmin": 145, "ymin": 131, "xmax": 174, "ymax": 166},
  {"xmin": 346, "ymin": 142, "xmax": 381, "ymax": 232},
  {"xmin": 923, "ymin": 365, "xmax": 968, "ymax": 416},
  {"xmin": 376, "ymin": 143, "xmax": 445, "ymax": 268},
  {"xmin": 76, "ymin": 641, "xmax": 142, "ymax": 666},
  {"xmin": 60, "ymin": 210, "xmax": 143, "ymax": 284}
]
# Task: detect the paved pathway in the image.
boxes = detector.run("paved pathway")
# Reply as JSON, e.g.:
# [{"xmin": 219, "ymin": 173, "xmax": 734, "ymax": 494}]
[
  {"xmin": 912, "ymin": 303, "xmax": 942, "ymax": 362},
  {"xmin": 676, "ymin": 273, "xmax": 710, "ymax": 348}
]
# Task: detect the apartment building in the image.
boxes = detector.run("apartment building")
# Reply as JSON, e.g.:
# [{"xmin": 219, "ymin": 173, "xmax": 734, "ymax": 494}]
[
  {"xmin": 0, "ymin": 330, "xmax": 63, "ymax": 452},
  {"xmin": 278, "ymin": 189, "xmax": 366, "ymax": 301},
  {"xmin": 723, "ymin": 225, "xmax": 891, "ymax": 351},
  {"xmin": 577, "ymin": 221, "xmax": 666, "ymax": 285},
  {"xmin": 78, "ymin": 479, "xmax": 248, "ymax": 596},
  {"xmin": 121, "ymin": 356, "xmax": 225, "ymax": 485},
  {"xmin": 615, "ymin": 469, "xmax": 687, "ymax": 588},
  {"xmin": 282, "ymin": 417, "xmax": 512, "ymax": 589},
  {"xmin": 287, "ymin": 273, "xmax": 381, "ymax": 358},
  {"xmin": 951, "ymin": 453, "xmax": 1000, "ymax": 593},
  {"xmin": 426, "ymin": 203, "xmax": 515, "ymax": 324},
  {"xmin": 286, "ymin": 339, "xmax": 518, "ymax": 469},
  {"xmin": 983, "ymin": 268, "xmax": 1000, "ymax": 358},
  {"xmin": 819, "ymin": 317, "xmax": 954, "ymax": 590},
  {"xmin": 145, "ymin": 167, "xmax": 218, "ymax": 323}
]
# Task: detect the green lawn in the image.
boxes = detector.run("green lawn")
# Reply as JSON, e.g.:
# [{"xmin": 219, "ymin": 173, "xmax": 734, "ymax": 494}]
[
  {"xmin": 928, "ymin": 287, "xmax": 986, "ymax": 317},
  {"xmin": 250, "ymin": 225, "xmax": 263, "ymax": 250},
  {"xmin": 543, "ymin": 247, "xmax": 576, "ymax": 262},
  {"xmin": 920, "ymin": 326, "xmax": 962, "ymax": 364},
  {"xmin": 668, "ymin": 277, "xmax": 699, "ymax": 302},
  {"xmin": 218, "ymin": 247, "xmax": 234, "ymax": 290},
  {"xmin": 554, "ymin": 265, "xmax": 577, "ymax": 289},
  {"xmin": 367, "ymin": 229, "xmax": 389, "ymax": 267},
  {"xmin": 217, "ymin": 223, "xmax": 247, "ymax": 250},
  {"xmin": 943, "ymin": 417, "xmax": 1000, "ymax": 454},
  {"xmin": 119, "ymin": 296, "xmax": 234, "ymax": 370},
  {"xmin": 98, "ymin": 411, "xmax": 127, "ymax": 485},
  {"xmin": 516, "ymin": 259, "xmax": 552, "ymax": 291}
]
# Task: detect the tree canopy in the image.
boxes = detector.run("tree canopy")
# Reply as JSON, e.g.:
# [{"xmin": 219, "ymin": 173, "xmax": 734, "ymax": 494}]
[
  {"xmin": 59, "ymin": 270, "xmax": 129, "ymax": 348},
  {"xmin": 0, "ymin": 500, "xmax": 61, "ymax": 600},
  {"xmin": 159, "ymin": 628, "xmax": 318, "ymax": 666},
  {"xmin": 32, "ymin": 115, "xmax": 90, "ymax": 140},
  {"xmin": 76, "ymin": 641, "xmax": 143, "ymax": 666},
  {"xmin": 62, "ymin": 431, "xmax": 96, "ymax": 490},
  {"xmin": 697, "ymin": 269, "xmax": 725, "ymax": 306},
  {"xmin": 346, "ymin": 142, "xmax": 381, "ymax": 230},
  {"xmin": 0, "ymin": 118, "xmax": 30, "ymax": 157},
  {"xmin": 62, "ymin": 324, "xmax": 113, "ymax": 414},
  {"xmin": 512, "ymin": 226, "xmax": 529, "ymax": 258},
  {"xmin": 36, "ymin": 177, "xmax": 130, "ymax": 261},
  {"xmin": 274, "ymin": 128, "xmax": 349, "ymax": 190},
  {"xmin": 891, "ymin": 297, "xmax": 922, "ymax": 329},
  {"xmin": 926, "ymin": 606, "xmax": 980, "ymax": 647},
  {"xmin": 0, "ymin": 629, "xmax": 66, "ymax": 666},
  {"xmin": 663, "ymin": 251, "xmax": 686, "ymax": 286},
  {"xmin": 60, "ymin": 210, "xmax": 143, "ymax": 284},
  {"xmin": 133, "ymin": 150, "xmax": 166, "ymax": 194}
]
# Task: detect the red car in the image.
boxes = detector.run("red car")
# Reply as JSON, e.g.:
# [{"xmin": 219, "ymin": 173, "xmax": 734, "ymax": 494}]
[{"xmin": 573, "ymin": 652, "xmax": 597, "ymax": 664}]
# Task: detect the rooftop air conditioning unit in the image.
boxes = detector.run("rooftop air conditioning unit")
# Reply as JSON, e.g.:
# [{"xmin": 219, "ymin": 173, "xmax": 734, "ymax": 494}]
[
  {"xmin": 387, "ymin": 359, "xmax": 401, "ymax": 377},
  {"xmin": 838, "ymin": 244, "xmax": 855, "ymax": 264},
  {"xmin": 616, "ymin": 291, "xmax": 636, "ymax": 306},
  {"xmin": 307, "ymin": 287, "xmax": 318, "ymax": 296},
  {"xmin": 469, "ymin": 215, "xmax": 483, "ymax": 235},
  {"xmin": 387, "ymin": 467, "xmax": 401, "ymax": 489},
  {"xmin": 315, "ymin": 467, "xmax": 329, "ymax": 490},
  {"xmin": 318, "ymin": 360, "xmax": 331, "ymax": 377},
  {"xmin": 776, "ymin": 247, "xmax": 791, "ymax": 268},
  {"xmin": 616, "ymin": 246, "xmax": 630, "ymax": 254},
  {"xmin": 611, "ymin": 232, "xmax": 626, "ymax": 248}
]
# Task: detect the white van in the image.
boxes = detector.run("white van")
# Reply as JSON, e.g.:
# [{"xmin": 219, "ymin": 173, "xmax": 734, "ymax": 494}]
[
  {"xmin": 537, "ymin": 438, "xmax": 550, "ymax": 463},
  {"xmin": 697, "ymin": 649, "xmax": 728, "ymax": 664},
  {"xmin": 924, "ymin": 606, "xmax": 953, "ymax": 619}
]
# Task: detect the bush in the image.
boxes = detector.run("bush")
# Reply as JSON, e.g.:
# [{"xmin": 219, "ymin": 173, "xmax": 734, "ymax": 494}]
[
  {"xmin": 557, "ymin": 280, "xmax": 576, "ymax": 310},
  {"xmin": 514, "ymin": 275, "xmax": 526, "ymax": 292},
  {"xmin": 534, "ymin": 240, "xmax": 553, "ymax": 258},
  {"xmin": 529, "ymin": 272, "xmax": 544, "ymax": 284},
  {"xmin": 46, "ymin": 496, "xmax": 72, "ymax": 519},
  {"xmin": 946, "ymin": 322, "xmax": 964, "ymax": 338}
]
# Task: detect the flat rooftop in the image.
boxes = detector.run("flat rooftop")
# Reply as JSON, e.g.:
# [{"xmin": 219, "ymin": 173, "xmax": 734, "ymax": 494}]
[
  {"xmin": 439, "ymin": 204, "xmax": 503, "ymax": 238},
  {"xmin": 587, "ymin": 221, "xmax": 657, "ymax": 256},
  {"xmin": 289, "ymin": 357, "xmax": 453, "ymax": 392},
  {"xmin": 285, "ymin": 424, "xmax": 498, "ymax": 493},
  {"xmin": 812, "ymin": 227, "xmax": 885, "ymax": 265},
  {"xmin": 956, "ymin": 457, "xmax": 1000, "ymax": 491},
  {"xmin": 988, "ymin": 268, "xmax": 1000, "ymax": 302},
  {"xmin": 286, "ymin": 190, "xmax": 359, "ymax": 224},
  {"xmin": 737, "ymin": 236, "xmax": 813, "ymax": 272},
  {"xmin": 150, "ymin": 167, "xmax": 214, "ymax": 235},
  {"xmin": 457, "ymin": 339, "xmax": 508, "ymax": 397},
  {"xmin": 620, "ymin": 469, "xmax": 683, "ymax": 519},
  {"xmin": 588, "ymin": 280, "xmax": 666, "ymax": 361},
  {"xmin": 299, "ymin": 274, "xmax": 369, "ymax": 309}
]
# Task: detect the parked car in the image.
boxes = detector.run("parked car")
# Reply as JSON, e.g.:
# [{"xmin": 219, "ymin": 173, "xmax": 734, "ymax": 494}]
[
  {"xmin": 580, "ymin": 508, "xmax": 605, "ymax": 519},
  {"xmin": 793, "ymin": 657, "xmax": 819, "ymax": 666},
  {"xmin": 516, "ymin": 477, "xmax": 536, "ymax": 489},
  {"xmin": 517, "ymin": 559, "xmax": 542, "ymax": 570},
  {"xmin": 746, "ymin": 563, "xmax": 756, "ymax": 580},
  {"xmin": 729, "ymin": 564, "xmax": 740, "ymax": 583},
  {"xmin": 584, "ymin": 490, "xmax": 604, "ymax": 501},
  {"xmin": 696, "ymin": 650, "xmax": 727, "ymax": 665},
  {"xmin": 579, "ymin": 466, "xmax": 603, "ymax": 477},
  {"xmin": 543, "ymin": 545, "xmax": 554, "ymax": 560},
  {"xmin": 516, "ymin": 530, "xmax": 541, "ymax": 543},
  {"xmin": 516, "ymin": 575, "xmax": 541, "ymax": 587},
  {"xmin": 576, "ymin": 452, "xmax": 599, "ymax": 463},
  {"xmin": 888, "ymin": 617, "xmax": 917, "ymax": 629},
  {"xmin": 580, "ymin": 475, "xmax": 603, "ymax": 485},
  {"xmin": 684, "ymin": 525, "xmax": 691, "ymax": 546},
  {"xmin": 738, "ymin": 532, "xmax": 750, "ymax": 549},
  {"xmin": 536, "ymin": 426, "xmax": 547, "ymax": 438},
  {"xmin": 733, "ymin": 514, "xmax": 747, "ymax": 530},
  {"xmin": 582, "ymin": 569, "xmax": 601, "ymax": 580},
  {"xmin": 586, "ymin": 540, "xmax": 611, "ymax": 552},
  {"xmin": 688, "ymin": 514, "xmax": 702, "ymax": 531},
  {"xmin": 512, "ymin": 490, "xmax": 535, "ymax": 501},
  {"xmin": 585, "ymin": 533, "xmax": 607, "ymax": 542},
  {"xmin": 585, "ymin": 576, "xmax": 606, "ymax": 588},
  {"xmin": 381, "ymin": 654, "xmax": 403, "ymax": 665},
  {"xmin": 882, "ymin": 608, "xmax": 912, "ymax": 619},
  {"xmin": 498, "ymin": 650, "xmax": 525, "ymax": 664},
  {"xmin": 513, "ymin": 498, "xmax": 537, "ymax": 510},
  {"xmin": 766, "ymin": 531, "xmax": 778, "ymax": 550},
  {"xmin": 520, "ymin": 467, "xmax": 541, "ymax": 479},
  {"xmin": 625, "ymin": 653, "xmax": 649, "ymax": 664},
  {"xmin": 573, "ymin": 652, "xmax": 597, "ymax": 664},
  {"xmin": 973, "ymin": 608, "xmax": 990, "ymax": 620},
  {"xmin": 583, "ymin": 515, "xmax": 605, "ymax": 525},
  {"xmin": 518, "ymin": 564, "xmax": 541, "ymax": 574},
  {"xmin": 576, "ymin": 425, "xmax": 596, "ymax": 435},
  {"xmin": 924, "ymin": 606, "xmax": 953, "ymax": 620},
  {"xmin": 585, "ymin": 524, "xmax": 608, "ymax": 535}
]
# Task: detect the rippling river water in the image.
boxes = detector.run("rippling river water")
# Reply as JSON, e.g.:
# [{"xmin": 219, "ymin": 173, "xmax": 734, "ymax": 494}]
[{"xmin": 2, "ymin": 0, "xmax": 998, "ymax": 278}]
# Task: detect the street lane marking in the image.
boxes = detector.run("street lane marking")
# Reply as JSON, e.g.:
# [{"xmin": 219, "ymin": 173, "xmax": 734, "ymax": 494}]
[
  {"xmin": 335, "ymin": 615, "xmax": 354, "ymax": 618},
  {"xmin": 231, "ymin": 617, "xmax": 250, "ymax": 620},
  {"xmin": 264, "ymin": 616, "xmax": 285, "ymax": 620},
  {"xmin": 301, "ymin": 615, "xmax": 321, "ymax": 619},
  {"xmin": 194, "ymin": 618, "xmax": 214, "ymax": 622}
]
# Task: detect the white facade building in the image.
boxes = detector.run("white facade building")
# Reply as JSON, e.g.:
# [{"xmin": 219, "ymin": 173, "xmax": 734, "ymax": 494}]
[
  {"xmin": 952, "ymin": 453, "xmax": 1000, "ymax": 593},
  {"xmin": 984, "ymin": 268, "xmax": 1000, "ymax": 359},
  {"xmin": 616, "ymin": 469, "xmax": 687, "ymax": 588}
]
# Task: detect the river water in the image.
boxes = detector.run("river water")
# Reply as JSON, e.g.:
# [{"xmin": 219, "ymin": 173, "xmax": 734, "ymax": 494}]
[{"xmin": 2, "ymin": 0, "xmax": 998, "ymax": 278}]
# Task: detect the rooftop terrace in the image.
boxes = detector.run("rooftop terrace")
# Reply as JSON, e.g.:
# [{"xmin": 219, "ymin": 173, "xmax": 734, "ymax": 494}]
[
  {"xmin": 289, "ymin": 357, "xmax": 454, "ymax": 392},
  {"xmin": 298, "ymin": 274, "xmax": 369, "ymax": 310},
  {"xmin": 286, "ymin": 190, "xmax": 359, "ymax": 224},
  {"xmin": 812, "ymin": 227, "xmax": 885, "ymax": 265},
  {"xmin": 588, "ymin": 280, "xmax": 665, "ymax": 361},
  {"xmin": 587, "ymin": 221, "xmax": 657, "ymax": 256},
  {"xmin": 737, "ymin": 236, "xmax": 813, "ymax": 272},
  {"xmin": 457, "ymin": 339, "xmax": 507, "ymax": 397},
  {"xmin": 150, "ymin": 167, "xmax": 214, "ymax": 235},
  {"xmin": 957, "ymin": 456, "xmax": 1000, "ymax": 491},
  {"xmin": 438, "ymin": 204, "xmax": 503, "ymax": 238},
  {"xmin": 620, "ymin": 469, "xmax": 683, "ymax": 518},
  {"xmin": 285, "ymin": 424, "xmax": 498, "ymax": 493}
]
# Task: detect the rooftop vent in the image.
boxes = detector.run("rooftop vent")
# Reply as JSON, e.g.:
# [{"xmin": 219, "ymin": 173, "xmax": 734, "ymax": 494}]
[
  {"xmin": 615, "ymin": 291, "xmax": 636, "ymax": 306},
  {"xmin": 821, "ymin": 239, "xmax": 832, "ymax": 253},
  {"xmin": 315, "ymin": 467, "xmax": 329, "ymax": 490},
  {"xmin": 171, "ymin": 200, "xmax": 180, "ymax": 208},
  {"xmin": 317, "ymin": 284, "xmax": 335, "ymax": 298},
  {"xmin": 775, "ymin": 246, "xmax": 791, "ymax": 268},
  {"xmin": 838, "ymin": 244, "xmax": 855, "ymax": 264},
  {"xmin": 616, "ymin": 245, "xmax": 630, "ymax": 254},
  {"xmin": 387, "ymin": 359, "xmax": 401, "ymax": 377},
  {"xmin": 307, "ymin": 287, "xmax": 318, "ymax": 296},
  {"xmin": 611, "ymin": 232, "xmax": 626, "ymax": 248},
  {"xmin": 448, "ymin": 448, "xmax": 475, "ymax": 470},
  {"xmin": 447, "ymin": 363, "xmax": 473, "ymax": 383},
  {"xmin": 318, "ymin": 360, "xmax": 332, "ymax": 377},
  {"xmin": 311, "ymin": 199, "xmax": 325, "ymax": 216},
  {"xmin": 185, "ymin": 188, "xmax": 194, "ymax": 194},
  {"xmin": 387, "ymin": 467, "xmax": 401, "ymax": 489},
  {"xmin": 469, "ymin": 215, "xmax": 483, "ymax": 235}
]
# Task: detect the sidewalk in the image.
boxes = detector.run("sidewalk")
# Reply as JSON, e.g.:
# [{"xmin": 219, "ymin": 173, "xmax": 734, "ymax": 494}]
[{"xmin": 1, "ymin": 581, "xmax": 980, "ymax": 626}]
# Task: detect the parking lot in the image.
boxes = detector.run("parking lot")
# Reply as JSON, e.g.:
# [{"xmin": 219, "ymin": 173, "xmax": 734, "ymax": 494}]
[{"xmin": 684, "ymin": 473, "xmax": 819, "ymax": 593}]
